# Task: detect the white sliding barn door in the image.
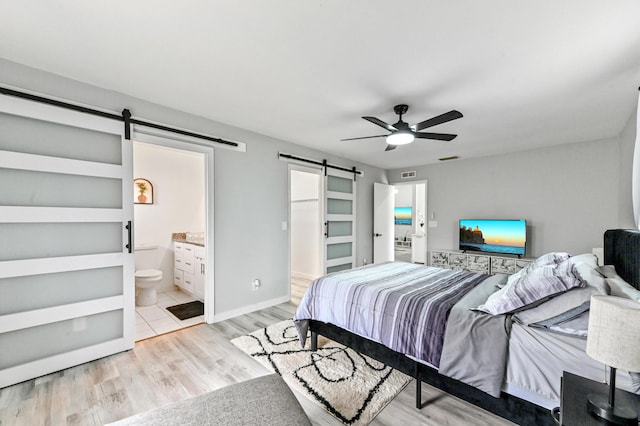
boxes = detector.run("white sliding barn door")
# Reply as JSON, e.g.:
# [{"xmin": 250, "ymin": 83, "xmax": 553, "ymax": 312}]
[
  {"xmin": 323, "ymin": 168, "xmax": 357, "ymax": 274},
  {"xmin": 0, "ymin": 94, "xmax": 134, "ymax": 388}
]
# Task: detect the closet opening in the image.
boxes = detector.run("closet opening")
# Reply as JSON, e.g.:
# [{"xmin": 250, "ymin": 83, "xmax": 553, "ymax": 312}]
[{"xmin": 288, "ymin": 165, "xmax": 323, "ymax": 305}]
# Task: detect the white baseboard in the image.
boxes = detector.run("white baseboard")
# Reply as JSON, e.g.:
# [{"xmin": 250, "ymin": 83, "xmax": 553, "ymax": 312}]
[{"xmin": 212, "ymin": 295, "xmax": 291, "ymax": 323}]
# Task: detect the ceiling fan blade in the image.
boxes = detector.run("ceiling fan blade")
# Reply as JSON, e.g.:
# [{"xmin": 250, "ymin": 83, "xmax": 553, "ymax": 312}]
[
  {"xmin": 340, "ymin": 134, "xmax": 388, "ymax": 141},
  {"xmin": 363, "ymin": 116, "xmax": 398, "ymax": 131},
  {"xmin": 413, "ymin": 110, "xmax": 463, "ymax": 131},
  {"xmin": 414, "ymin": 132, "xmax": 457, "ymax": 141},
  {"xmin": 385, "ymin": 144, "xmax": 397, "ymax": 152}
]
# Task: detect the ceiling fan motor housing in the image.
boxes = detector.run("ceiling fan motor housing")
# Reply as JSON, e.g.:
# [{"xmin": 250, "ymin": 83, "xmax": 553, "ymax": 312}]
[{"xmin": 393, "ymin": 104, "xmax": 409, "ymax": 116}]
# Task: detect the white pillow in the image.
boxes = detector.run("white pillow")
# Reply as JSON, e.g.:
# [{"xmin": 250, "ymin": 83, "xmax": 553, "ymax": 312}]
[
  {"xmin": 536, "ymin": 251, "xmax": 572, "ymax": 266},
  {"xmin": 570, "ymin": 254, "xmax": 609, "ymax": 295},
  {"xmin": 597, "ymin": 266, "xmax": 640, "ymax": 301},
  {"xmin": 598, "ymin": 264, "xmax": 617, "ymax": 278},
  {"xmin": 568, "ymin": 253, "xmax": 599, "ymax": 269},
  {"xmin": 606, "ymin": 277, "xmax": 640, "ymax": 301}
]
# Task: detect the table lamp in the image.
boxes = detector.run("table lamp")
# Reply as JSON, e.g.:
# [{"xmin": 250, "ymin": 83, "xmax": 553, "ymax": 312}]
[{"xmin": 586, "ymin": 295, "xmax": 640, "ymax": 425}]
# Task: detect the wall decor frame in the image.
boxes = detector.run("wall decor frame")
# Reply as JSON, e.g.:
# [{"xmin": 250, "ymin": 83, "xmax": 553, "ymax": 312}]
[{"xmin": 134, "ymin": 178, "xmax": 153, "ymax": 204}]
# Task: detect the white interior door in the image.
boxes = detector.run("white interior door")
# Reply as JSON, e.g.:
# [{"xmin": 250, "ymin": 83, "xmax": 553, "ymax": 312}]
[
  {"xmin": 373, "ymin": 182, "xmax": 394, "ymax": 263},
  {"xmin": 323, "ymin": 168, "xmax": 356, "ymax": 274},
  {"xmin": 0, "ymin": 94, "xmax": 134, "ymax": 387}
]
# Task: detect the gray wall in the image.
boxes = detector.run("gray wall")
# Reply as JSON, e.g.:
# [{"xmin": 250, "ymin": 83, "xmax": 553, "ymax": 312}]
[
  {"xmin": 619, "ymin": 99, "xmax": 638, "ymax": 228},
  {"xmin": 0, "ymin": 59, "xmax": 387, "ymax": 317},
  {"xmin": 389, "ymin": 136, "xmax": 628, "ymax": 258},
  {"xmin": 2, "ymin": 57, "xmax": 635, "ymax": 315}
]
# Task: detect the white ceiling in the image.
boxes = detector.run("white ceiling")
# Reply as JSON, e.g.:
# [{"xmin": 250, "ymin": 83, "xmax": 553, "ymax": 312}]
[{"xmin": 2, "ymin": 1, "xmax": 640, "ymax": 169}]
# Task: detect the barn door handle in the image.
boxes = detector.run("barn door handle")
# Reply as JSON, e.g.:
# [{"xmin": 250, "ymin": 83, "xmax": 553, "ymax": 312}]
[
  {"xmin": 125, "ymin": 221, "xmax": 132, "ymax": 253},
  {"xmin": 324, "ymin": 221, "xmax": 329, "ymax": 238}
]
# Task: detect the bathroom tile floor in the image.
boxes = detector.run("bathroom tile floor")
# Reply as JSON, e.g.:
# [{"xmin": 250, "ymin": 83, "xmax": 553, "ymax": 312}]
[{"xmin": 135, "ymin": 289, "xmax": 205, "ymax": 341}]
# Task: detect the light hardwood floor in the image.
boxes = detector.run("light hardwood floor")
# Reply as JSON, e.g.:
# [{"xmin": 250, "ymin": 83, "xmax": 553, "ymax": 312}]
[
  {"xmin": 0, "ymin": 302, "xmax": 515, "ymax": 426},
  {"xmin": 291, "ymin": 274, "xmax": 313, "ymax": 306}
]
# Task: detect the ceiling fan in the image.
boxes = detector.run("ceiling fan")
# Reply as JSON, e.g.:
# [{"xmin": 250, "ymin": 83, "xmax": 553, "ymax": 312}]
[{"xmin": 341, "ymin": 104, "xmax": 463, "ymax": 151}]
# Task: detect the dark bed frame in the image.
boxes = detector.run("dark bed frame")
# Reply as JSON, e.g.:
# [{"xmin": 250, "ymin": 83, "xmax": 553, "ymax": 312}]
[{"xmin": 309, "ymin": 229, "xmax": 640, "ymax": 426}]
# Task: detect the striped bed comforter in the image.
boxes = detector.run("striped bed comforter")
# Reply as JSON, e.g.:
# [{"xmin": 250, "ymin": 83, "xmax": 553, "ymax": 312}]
[{"xmin": 293, "ymin": 262, "xmax": 490, "ymax": 367}]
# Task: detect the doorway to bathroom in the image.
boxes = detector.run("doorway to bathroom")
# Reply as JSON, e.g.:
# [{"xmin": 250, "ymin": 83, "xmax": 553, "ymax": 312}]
[{"xmin": 132, "ymin": 132, "xmax": 214, "ymax": 341}]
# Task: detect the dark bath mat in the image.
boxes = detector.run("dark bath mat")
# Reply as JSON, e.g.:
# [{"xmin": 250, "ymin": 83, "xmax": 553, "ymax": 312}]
[{"xmin": 166, "ymin": 300, "xmax": 204, "ymax": 320}]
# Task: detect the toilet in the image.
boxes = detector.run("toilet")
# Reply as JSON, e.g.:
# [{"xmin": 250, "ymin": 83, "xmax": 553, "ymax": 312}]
[{"xmin": 135, "ymin": 245, "xmax": 163, "ymax": 306}]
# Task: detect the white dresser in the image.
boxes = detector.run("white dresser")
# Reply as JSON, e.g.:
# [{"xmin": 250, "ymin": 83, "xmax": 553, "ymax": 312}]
[{"xmin": 431, "ymin": 249, "xmax": 532, "ymax": 275}]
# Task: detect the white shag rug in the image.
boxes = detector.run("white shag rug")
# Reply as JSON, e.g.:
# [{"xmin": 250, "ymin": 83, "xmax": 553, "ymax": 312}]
[{"xmin": 231, "ymin": 319, "xmax": 411, "ymax": 425}]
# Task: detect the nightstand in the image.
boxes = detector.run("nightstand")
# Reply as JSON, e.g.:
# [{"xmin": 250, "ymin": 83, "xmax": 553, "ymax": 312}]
[{"xmin": 559, "ymin": 371, "xmax": 640, "ymax": 425}]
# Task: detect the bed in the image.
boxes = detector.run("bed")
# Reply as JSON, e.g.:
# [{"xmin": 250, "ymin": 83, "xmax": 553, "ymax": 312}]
[{"xmin": 293, "ymin": 229, "xmax": 640, "ymax": 425}]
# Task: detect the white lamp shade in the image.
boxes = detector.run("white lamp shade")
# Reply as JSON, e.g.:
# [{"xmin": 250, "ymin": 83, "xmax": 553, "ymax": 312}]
[
  {"xmin": 586, "ymin": 295, "xmax": 640, "ymax": 372},
  {"xmin": 386, "ymin": 131, "xmax": 414, "ymax": 145}
]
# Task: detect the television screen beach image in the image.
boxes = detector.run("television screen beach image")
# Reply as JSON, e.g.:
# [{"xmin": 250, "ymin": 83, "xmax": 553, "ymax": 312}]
[{"xmin": 459, "ymin": 219, "xmax": 526, "ymax": 256}]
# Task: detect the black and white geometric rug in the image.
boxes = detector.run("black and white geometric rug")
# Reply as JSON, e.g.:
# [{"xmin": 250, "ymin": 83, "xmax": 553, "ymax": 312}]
[{"xmin": 231, "ymin": 320, "xmax": 410, "ymax": 425}]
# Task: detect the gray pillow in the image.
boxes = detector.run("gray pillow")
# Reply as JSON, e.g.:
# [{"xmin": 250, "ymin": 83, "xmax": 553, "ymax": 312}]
[
  {"xmin": 505, "ymin": 251, "xmax": 571, "ymax": 287},
  {"xmin": 477, "ymin": 261, "xmax": 585, "ymax": 315},
  {"xmin": 529, "ymin": 301, "xmax": 590, "ymax": 338},
  {"xmin": 513, "ymin": 255, "xmax": 608, "ymax": 324},
  {"xmin": 514, "ymin": 286, "xmax": 598, "ymax": 325}
]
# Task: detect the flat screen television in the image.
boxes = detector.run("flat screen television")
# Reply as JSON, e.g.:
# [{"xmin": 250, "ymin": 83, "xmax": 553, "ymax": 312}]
[
  {"xmin": 459, "ymin": 219, "xmax": 526, "ymax": 256},
  {"xmin": 394, "ymin": 207, "xmax": 412, "ymax": 225}
]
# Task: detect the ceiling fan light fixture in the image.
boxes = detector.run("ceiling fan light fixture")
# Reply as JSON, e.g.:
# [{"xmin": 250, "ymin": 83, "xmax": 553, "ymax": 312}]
[{"xmin": 386, "ymin": 131, "xmax": 414, "ymax": 146}]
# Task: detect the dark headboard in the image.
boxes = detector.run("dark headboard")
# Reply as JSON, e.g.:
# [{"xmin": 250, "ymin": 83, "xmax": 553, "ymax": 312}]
[{"xmin": 604, "ymin": 229, "xmax": 640, "ymax": 290}]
